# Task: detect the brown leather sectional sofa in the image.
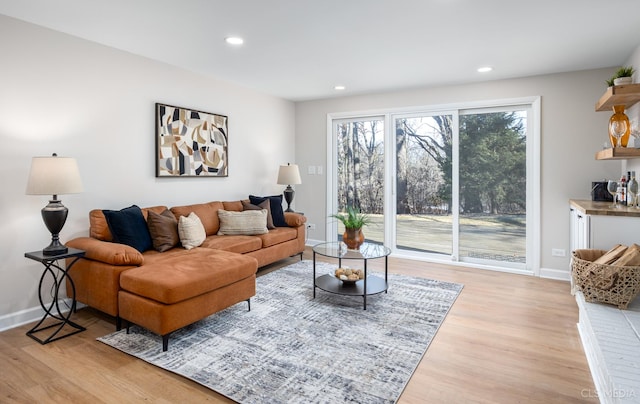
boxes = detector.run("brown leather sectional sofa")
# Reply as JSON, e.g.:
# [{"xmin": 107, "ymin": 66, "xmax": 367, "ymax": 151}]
[{"xmin": 65, "ymin": 199, "xmax": 306, "ymax": 350}]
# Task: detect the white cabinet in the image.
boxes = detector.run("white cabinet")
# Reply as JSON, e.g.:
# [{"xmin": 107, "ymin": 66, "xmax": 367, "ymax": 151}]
[
  {"xmin": 570, "ymin": 205, "xmax": 640, "ymax": 251},
  {"xmin": 589, "ymin": 214, "xmax": 640, "ymax": 249},
  {"xmin": 569, "ymin": 207, "xmax": 590, "ymax": 251}
]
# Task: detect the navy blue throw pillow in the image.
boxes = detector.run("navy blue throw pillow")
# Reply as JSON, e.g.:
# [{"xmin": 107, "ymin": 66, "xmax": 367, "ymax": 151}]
[
  {"xmin": 249, "ymin": 195, "xmax": 287, "ymax": 227},
  {"xmin": 103, "ymin": 205, "xmax": 153, "ymax": 253}
]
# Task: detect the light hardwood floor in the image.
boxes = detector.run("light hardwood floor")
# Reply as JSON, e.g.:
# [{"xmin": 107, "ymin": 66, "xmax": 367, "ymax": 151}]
[{"xmin": 0, "ymin": 248, "xmax": 597, "ymax": 403}]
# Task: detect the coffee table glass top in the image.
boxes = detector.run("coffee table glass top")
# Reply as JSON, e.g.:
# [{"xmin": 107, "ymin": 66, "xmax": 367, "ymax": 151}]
[{"xmin": 312, "ymin": 241, "xmax": 391, "ymax": 260}]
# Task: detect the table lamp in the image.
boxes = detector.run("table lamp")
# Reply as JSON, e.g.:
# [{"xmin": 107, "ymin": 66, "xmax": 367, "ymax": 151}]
[
  {"xmin": 277, "ymin": 163, "xmax": 301, "ymax": 212},
  {"xmin": 26, "ymin": 153, "xmax": 83, "ymax": 255}
]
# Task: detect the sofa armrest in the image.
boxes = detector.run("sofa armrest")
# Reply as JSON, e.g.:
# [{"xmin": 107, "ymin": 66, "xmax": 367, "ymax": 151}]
[
  {"xmin": 66, "ymin": 237, "xmax": 144, "ymax": 266},
  {"xmin": 284, "ymin": 212, "xmax": 306, "ymax": 227}
]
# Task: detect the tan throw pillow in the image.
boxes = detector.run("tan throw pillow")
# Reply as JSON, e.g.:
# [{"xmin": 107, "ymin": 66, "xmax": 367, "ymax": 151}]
[
  {"xmin": 146, "ymin": 209, "xmax": 179, "ymax": 252},
  {"xmin": 178, "ymin": 212, "xmax": 206, "ymax": 250},
  {"xmin": 242, "ymin": 199, "xmax": 275, "ymax": 229},
  {"xmin": 217, "ymin": 209, "xmax": 269, "ymax": 235}
]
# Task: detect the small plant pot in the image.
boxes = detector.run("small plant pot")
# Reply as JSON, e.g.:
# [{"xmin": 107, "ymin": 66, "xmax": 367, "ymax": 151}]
[
  {"xmin": 343, "ymin": 228, "xmax": 364, "ymax": 250},
  {"xmin": 614, "ymin": 77, "xmax": 633, "ymax": 86}
]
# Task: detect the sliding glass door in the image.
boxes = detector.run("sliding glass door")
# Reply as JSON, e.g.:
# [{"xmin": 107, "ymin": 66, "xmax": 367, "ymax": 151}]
[
  {"xmin": 330, "ymin": 98, "xmax": 538, "ymax": 273},
  {"xmin": 458, "ymin": 110, "xmax": 527, "ymax": 265},
  {"xmin": 394, "ymin": 114, "xmax": 453, "ymax": 255},
  {"xmin": 334, "ymin": 118, "xmax": 384, "ymax": 244}
]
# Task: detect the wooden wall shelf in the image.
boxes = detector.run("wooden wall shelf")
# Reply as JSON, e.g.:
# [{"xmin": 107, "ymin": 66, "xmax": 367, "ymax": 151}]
[
  {"xmin": 595, "ymin": 83, "xmax": 640, "ymax": 111},
  {"xmin": 595, "ymin": 147, "xmax": 640, "ymax": 160}
]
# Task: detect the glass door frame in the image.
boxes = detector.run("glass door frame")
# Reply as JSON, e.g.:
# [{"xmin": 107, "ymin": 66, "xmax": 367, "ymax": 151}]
[
  {"xmin": 327, "ymin": 96, "xmax": 541, "ymax": 276},
  {"xmin": 389, "ymin": 109, "xmax": 459, "ymax": 260},
  {"xmin": 326, "ymin": 113, "xmax": 387, "ymax": 243}
]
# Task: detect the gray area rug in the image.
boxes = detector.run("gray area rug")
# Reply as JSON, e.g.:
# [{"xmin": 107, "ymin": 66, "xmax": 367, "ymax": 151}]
[{"xmin": 98, "ymin": 260, "xmax": 463, "ymax": 403}]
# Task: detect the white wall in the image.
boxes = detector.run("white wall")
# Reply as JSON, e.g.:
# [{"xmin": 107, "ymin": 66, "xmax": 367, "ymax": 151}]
[
  {"xmin": 0, "ymin": 15, "xmax": 295, "ymax": 327},
  {"xmin": 622, "ymin": 46, "xmax": 640, "ymax": 176},
  {"xmin": 295, "ymin": 68, "xmax": 620, "ymax": 278}
]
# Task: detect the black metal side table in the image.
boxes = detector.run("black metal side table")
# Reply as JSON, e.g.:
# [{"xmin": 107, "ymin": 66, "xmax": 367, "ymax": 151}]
[{"xmin": 24, "ymin": 248, "xmax": 86, "ymax": 344}]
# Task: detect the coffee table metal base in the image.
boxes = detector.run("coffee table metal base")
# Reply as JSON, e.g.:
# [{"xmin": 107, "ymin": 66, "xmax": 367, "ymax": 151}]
[
  {"xmin": 312, "ymin": 242, "xmax": 390, "ymax": 310},
  {"xmin": 315, "ymin": 274, "xmax": 387, "ymax": 297}
]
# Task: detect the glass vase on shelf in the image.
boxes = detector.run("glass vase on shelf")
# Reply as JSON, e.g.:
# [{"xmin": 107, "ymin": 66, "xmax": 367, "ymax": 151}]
[{"xmin": 608, "ymin": 105, "xmax": 630, "ymax": 147}]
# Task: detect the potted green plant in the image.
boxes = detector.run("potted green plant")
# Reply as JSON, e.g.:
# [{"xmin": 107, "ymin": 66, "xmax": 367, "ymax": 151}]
[
  {"xmin": 330, "ymin": 206, "xmax": 371, "ymax": 249},
  {"xmin": 610, "ymin": 66, "xmax": 635, "ymax": 86}
]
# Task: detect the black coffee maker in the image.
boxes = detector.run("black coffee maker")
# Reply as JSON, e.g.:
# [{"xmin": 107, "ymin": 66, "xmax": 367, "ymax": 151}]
[{"xmin": 591, "ymin": 181, "xmax": 613, "ymax": 202}]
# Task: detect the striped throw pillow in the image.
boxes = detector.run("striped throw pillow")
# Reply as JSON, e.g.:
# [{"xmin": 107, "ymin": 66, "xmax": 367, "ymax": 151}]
[{"xmin": 217, "ymin": 209, "xmax": 269, "ymax": 235}]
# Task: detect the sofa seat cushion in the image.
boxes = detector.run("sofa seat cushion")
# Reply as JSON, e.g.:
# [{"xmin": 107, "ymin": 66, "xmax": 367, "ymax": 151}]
[
  {"xmin": 120, "ymin": 249, "xmax": 257, "ymax": 305},
  {"xmin": 257, "ymin": 227, "xmax": 298, "ymax": 248},
  {"xmin": 142, "ymin": 248, "xmax": 191, "ymax": 264},
  {"xmin": 201, "ymin": 235, "xmax": 262, "ymax": 254}
]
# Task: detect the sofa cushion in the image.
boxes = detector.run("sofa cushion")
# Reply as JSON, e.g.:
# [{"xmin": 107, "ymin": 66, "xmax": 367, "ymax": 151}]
[
  {"xmin": 171, "ymin": 201, "xmax": 224, "ymax": 236},
  {"xmin": 89, "ymin": 209, "xmax": 113, "ymax": 241},
  {"xmin": 242, "ymin": 199, "xmax": 275, "ymax": 229},
  {"xmin": 66, "ymin": 236, "xmax": 144, "ymax": 265},
  {"xmin": 284, "ymin": 212, "xmax": 307, "ymax": 227},
  {"xmin": 146, "ymin": 209, "xmax": 180, "ymax": 252},
  {"xmin": 217, "ymin": 209, "xmax": 268, "ymax": 235},
  {"xmin": 222, "ymin": 200, "xmax": 243, "ymax": 211},
  {"xmin": 90, "ymin": 206, "xmax": 167, "ymax": 241},
  {"xmin": 178, "ymin": 212, "xmax": 206, "ymax": 250},
  {"xmin": 256, "ymin": 227, "xmax": 299, "ymax": 248},
  {"xmin": 119, "ymin": 249, "xmax": 258, "ymax": 305},
  {"xmin": 249, "ymin": 194, "xmax": 287, "ymax": 227},
  {"xmin": 200, "ymin": 235, "xmax": 262, "ymax": 254},
  {"xmin": 103, "ymin": 205, "xmax": 153, "ymax": 253}
]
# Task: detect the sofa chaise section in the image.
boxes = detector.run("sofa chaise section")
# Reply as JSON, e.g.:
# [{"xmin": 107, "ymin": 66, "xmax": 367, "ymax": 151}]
[{"xmin": 118, "ymin": 248, "xmax": 257, "ymax": 351}]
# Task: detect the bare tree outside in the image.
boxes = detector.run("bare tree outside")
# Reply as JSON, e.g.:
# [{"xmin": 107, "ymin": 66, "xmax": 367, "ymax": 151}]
[{"xmin": 336, "ymin": 120, "xmax": 384, "ymax": 215}]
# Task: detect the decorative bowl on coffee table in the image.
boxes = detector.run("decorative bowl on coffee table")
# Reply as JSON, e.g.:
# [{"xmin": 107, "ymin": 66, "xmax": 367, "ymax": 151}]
[{"xmin": 334, "ymin": 267, "xmax": 364, "ymax": 285}]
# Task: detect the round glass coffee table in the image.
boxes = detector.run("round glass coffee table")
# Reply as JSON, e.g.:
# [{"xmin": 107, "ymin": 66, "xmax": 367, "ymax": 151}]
[{"xmin": 312, "ymin": 241, "xmax": 391, "ymax": 310}]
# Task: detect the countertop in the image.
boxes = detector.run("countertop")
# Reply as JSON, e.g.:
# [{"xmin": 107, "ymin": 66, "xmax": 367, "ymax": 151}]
[{"xmin": 570, "ymin": 199, "xmax": 640, "ymax": 218}]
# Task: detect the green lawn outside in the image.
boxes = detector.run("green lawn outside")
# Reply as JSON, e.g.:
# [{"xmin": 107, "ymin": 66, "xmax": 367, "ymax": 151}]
[{"xmin": 337, "ymin": 213, "xmax": 526, "ymax": 263}]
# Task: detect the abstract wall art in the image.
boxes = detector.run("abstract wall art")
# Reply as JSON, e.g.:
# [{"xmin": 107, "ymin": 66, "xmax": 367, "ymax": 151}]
[{"xmin": 155, "ymin": 103, "xmax": 228, "ymax": 177}]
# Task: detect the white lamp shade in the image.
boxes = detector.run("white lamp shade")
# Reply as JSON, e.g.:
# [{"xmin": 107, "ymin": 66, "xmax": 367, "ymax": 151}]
[
  {"xmin": 277, "ymin": 164, "xmax": 301, "ymax": 185},
  {"xmin": 26, "ymin": 156, "xmax": 83, "ymax": 196}
]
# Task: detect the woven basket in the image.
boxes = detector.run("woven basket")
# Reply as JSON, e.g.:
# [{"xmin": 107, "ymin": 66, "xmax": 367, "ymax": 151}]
[{"xmin": 571, "ymin": 249, "xmax": 640, "ymax": 309}]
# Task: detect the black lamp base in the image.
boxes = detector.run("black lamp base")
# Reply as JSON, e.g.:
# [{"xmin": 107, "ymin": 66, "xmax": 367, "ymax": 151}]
[
  {"xmin": 43, "ymin": 243, "xmax": 68, "ymax": 256},
  {"xmin": 283, "ymin": 186, "xmax": 295, "ymax": 212},
  {"xmin": 41, "ymin": 199, "xmax": 69, "ymax": 256}
]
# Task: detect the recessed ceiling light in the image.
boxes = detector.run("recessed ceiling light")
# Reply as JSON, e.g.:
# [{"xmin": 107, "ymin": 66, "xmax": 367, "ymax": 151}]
[
  {"xmin": 225, "ymin": 37, "xmax": 244, "ymax": 45},
  {"xmin": 334, "ymin": 85, "xmax": 346, "ymax": 91},
  {"xmin": 477, "ymin": 66, "xmax": 493, "ymax": 73}
]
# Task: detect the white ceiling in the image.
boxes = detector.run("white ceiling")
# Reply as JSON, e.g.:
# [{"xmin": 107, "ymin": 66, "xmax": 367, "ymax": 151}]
[{"xmin": 1, "ymin": 0, "xmax": 640, "ymax": 101}]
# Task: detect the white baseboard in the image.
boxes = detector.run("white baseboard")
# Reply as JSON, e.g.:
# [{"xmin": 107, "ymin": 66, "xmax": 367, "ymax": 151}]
[
  {"xmin": 305, "ymin": 238, "xmax": 325, "ymax": 247},
  {"xmin": 539, "ymin": 267, "xmax": 571, "ymax": 281},
  {"xmin": 0, "ymin": 298, "xmax": 76, "ymax": 333}
]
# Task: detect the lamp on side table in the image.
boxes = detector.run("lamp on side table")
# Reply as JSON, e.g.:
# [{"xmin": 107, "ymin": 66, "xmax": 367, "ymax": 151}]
[
  {"xmin": 277, "ymin": 163, "xmax": 302, "ymax": 212},
  {"xmin": 26, "ymin": 153, "xmax": 83, "ymax": 255}
]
